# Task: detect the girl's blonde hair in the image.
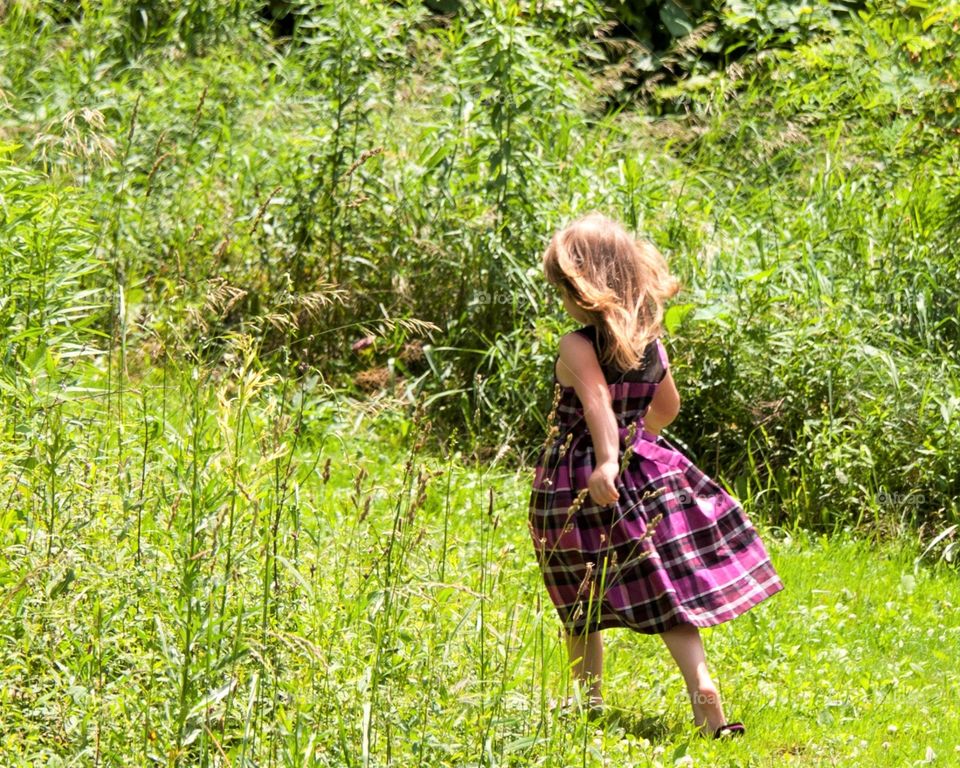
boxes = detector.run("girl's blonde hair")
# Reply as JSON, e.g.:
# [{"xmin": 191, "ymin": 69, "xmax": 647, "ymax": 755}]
[{"xmin": 542, "ymin": 211, "xmax": 680, "ymax": 372}]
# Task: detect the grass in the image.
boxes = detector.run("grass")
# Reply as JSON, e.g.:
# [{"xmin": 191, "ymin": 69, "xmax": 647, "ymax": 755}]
[
  {"xmin": 26, "ymin": 3, "xmax": 960, "ymax": 532},
  {"xmin": 1, "ymin": 361, "xmax": 958, "ymax": 765},
  {"xmin": 3, "ymin": 1, "xmax": 959, "ymax": 533},
  {"xmin": 1, "ymin": 1, "xmax": 959, "ymax": 764}
]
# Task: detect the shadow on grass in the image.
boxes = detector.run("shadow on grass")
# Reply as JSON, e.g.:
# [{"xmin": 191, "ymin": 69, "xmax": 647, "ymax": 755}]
[
  {"xmin": 553, "ymin": 704, "xmax": 675, "ymax": 742},
  {"xmin": 599, "ymin": 710, "xmax": 675, "ymax": 742}
]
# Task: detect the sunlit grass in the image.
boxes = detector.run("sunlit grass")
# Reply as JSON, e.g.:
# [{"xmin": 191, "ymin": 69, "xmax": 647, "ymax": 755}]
[
  {"xmin": 2, "ymin": 368, "xmax": 958, "ymax": 765},
  {"xmin": 1, "ymin": 1, "xmax": 959, "ymax": 765}
]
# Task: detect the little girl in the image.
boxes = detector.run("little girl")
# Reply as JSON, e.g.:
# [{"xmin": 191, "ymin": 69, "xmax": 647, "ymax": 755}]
[{"xmin": 528, "ymin": 212, "xmax": 785, "ymax": 739}]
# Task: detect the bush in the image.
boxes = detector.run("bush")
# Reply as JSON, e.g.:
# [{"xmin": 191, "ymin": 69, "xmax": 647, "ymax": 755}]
[{"xmin": 1, "ymin": 0, "xmax": 957, "ymax": 535}]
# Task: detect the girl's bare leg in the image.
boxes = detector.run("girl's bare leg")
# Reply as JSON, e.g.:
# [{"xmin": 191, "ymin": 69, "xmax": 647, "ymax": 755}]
[
  {"xmin": 564, "ymin": 628, "xmax": 604, "ymax": 707},
  {"xmin": 659, "ymin": 622, "xmax": 726, "ymax": 734}
]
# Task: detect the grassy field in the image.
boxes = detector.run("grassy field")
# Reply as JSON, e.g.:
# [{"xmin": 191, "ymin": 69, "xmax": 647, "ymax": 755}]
[
  {"xmin": 2, "ymin": 376, "xmax": 958, "ymax": 766},
  {"xmin": 1, "ymin": 1, "xmax": 959, "ymax": 765},
  {"xmin": 1, "ymin": 0, "xmax": 957, "ymax": 535}
]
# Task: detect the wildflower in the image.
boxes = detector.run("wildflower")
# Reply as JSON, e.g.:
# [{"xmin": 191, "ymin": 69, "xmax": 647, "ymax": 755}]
[
  {"xmin": 567, "ymin": 488, "xmax": 589, "ymax": 516},
  {"xmin": 620, "ymin": 422, "xmax": 637, "ymax": 474},
  {"xmin": 575, "ymin": 561, "xmax": 596, "ymax": 600},
  {"xmin": 541, "ymin": 383, "xmax": 562, "ymax": 453}
]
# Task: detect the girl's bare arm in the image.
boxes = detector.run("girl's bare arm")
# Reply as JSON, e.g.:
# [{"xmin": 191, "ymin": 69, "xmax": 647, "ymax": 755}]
[
  {"xmin": 556, "ymin": 333, "xmax": 619, "ymax": 464},
  {"xmin": 644, "ymin": 359, "xmax": 680, "ymax": 435},
  {"xmin": 557, "ymin": 333, "xmax": 621, "ymax": 505}
]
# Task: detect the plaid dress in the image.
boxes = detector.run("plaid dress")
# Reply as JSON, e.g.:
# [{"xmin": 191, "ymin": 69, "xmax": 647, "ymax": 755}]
[{"xmin": 528, "ymin": 326, "xmax": 784, "ymax": 634}]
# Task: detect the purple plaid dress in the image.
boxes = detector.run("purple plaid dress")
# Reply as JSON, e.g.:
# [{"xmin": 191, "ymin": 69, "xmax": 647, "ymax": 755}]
[{"xmin": 528, "ymin": 326, "xmax": 784, "ymax": 634}]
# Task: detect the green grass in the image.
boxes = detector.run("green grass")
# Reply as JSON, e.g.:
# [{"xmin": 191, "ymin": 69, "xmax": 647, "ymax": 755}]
[
  {"xmin": 1, "ymin": 366, "xmax": 958, "ymax": 765},
  {"xmin": 1, "ymin": 1, "xmax": 959, "ymax": 764},
  {"xmin": 2, "ymin": 0, "xmax": 957, "ymax": 536}
]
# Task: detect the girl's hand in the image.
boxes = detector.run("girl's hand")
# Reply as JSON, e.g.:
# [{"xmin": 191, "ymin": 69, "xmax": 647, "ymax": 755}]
[{"xmin": 588, "ymin": 461, "xmax": 620, "ymax": 507}]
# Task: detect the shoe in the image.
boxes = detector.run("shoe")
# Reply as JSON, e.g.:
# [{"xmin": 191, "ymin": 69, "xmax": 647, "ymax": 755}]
[{"xmin": 713, "ymin": 721, "xmax": 745, "ymax": 739}]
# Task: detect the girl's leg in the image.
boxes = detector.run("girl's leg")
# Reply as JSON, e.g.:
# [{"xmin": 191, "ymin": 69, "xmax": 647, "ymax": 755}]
[
  {"xmin": 564, "ymin": 627, "xmax": 604, "ymax": 707},
  {"xmin": 659, "ymin": 622, "xmax": 727, "ymax": 734}
]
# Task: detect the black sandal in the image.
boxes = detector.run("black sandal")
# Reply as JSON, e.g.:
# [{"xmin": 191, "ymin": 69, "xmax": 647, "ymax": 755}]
[{"xmin": 713, "ymin": 722, "xmax": 746, "ymax": 739}]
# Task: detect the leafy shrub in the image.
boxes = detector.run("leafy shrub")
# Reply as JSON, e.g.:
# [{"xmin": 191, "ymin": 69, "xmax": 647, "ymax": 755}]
[{"xmin": 1, "ymin": 0, "xmax": 958, "ymax": 535}]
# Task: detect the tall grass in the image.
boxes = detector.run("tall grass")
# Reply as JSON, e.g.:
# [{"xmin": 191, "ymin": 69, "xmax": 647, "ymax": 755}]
[
  {"xmin": 1, "ymin": 0, "xmax": 957, "ymax": 532},
  {"xmin": 0, "ymin": 1, "xmax": 959, "ymax": 761},
  {"xmin": 2, "ymin": 341, "xmax": 959, "ymax": 764}
]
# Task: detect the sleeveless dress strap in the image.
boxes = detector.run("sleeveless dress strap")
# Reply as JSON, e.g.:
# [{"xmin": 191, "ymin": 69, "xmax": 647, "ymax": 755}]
[{"xmin": 656, "ymin": 337, "xmax": 669, "ymax": 372}]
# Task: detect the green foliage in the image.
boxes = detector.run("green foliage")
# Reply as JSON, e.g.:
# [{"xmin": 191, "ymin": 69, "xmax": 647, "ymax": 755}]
[
  {"xmin": 2, "ymin": 387, "xmax": 960, "ymax": 763},
  {"xmin": 0, "ymin": 144, "xmax": 106, "ymax": 367},
  {"xmin": 10, "ymin": 0, "xmax": 263, "ymax": 63},
  {"xmin": 2, "ymin": 2, "xmax": 960, "ymax": 762},
  {"xmin": 525, "ymin": 0, "xmax": 861, "ymax": 106},
  {"xmin": 0, "ymin": 0, "xmax": 958, "ymax": 543}
]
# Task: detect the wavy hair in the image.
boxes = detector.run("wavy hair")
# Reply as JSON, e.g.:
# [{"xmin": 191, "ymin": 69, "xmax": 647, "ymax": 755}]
[{"xmin": 542, "ymin": 212, "xmax": 680, "ymax": 372}]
